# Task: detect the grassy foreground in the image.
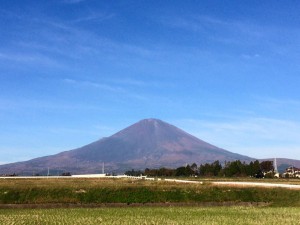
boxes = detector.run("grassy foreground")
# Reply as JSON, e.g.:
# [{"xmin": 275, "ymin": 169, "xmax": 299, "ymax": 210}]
[
  {"xmin": 0, "ymin": 178, "xmax": 299, "ymax": 206},
  {"xmin": 0, "ymin": 207, "xmax": 300, "ymax": 224}
]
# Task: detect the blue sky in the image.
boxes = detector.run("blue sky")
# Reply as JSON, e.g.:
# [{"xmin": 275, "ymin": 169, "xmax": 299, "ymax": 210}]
[{"xmin": 1, "ymin": 0, "xmax": 300, "ymax": 164}]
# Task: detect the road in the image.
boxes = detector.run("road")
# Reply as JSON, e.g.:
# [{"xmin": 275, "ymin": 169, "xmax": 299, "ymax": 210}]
[{"xmin": 212, "ymin": 181, "xmax": 300, "ymax": 189}]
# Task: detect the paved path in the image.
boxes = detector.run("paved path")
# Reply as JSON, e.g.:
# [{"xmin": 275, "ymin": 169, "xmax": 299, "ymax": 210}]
[
  {"xmin": 133, "ymin": 177, "xmax": 300, "ymax": 188},
  {"xmin": 162, "ymin": 180, "xmax": 300, "ymax": 189},
  {"xmin": 164, "ymin": 179, "xmax": 202, "ymax": 184}
]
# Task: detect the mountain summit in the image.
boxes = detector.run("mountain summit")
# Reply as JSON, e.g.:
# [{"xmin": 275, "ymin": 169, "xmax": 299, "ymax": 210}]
[{"xmin": 0, "ymin": 119, "xmax": 253, "ymax": 175}]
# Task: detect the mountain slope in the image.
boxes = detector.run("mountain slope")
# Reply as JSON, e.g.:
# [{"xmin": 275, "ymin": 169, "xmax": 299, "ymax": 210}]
[{"xmin": 1, "ymin": 118, "xmax": 255, "ymax": 175}]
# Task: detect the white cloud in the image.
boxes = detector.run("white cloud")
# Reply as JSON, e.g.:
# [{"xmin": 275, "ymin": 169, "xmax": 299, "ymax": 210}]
[
  {"xmin": 174, "ymin": 116, "xmax": 300, "ymax": 160},
  {"xmin": 108, "ymin": 78, "xmax": 174, "ymax": 89},
  {"xmin": 62, "ymin": 78, "xmax": 148, "ymax": 100},
  {"xmin": 233, "ymin": 146, "xmax": 300, "ymax": 160},
  {"xmin": 63, "ymin": 78, "xmax": 124, "ymax": 92},
  {"xmin": 71, "ymin": 13, "xmax": 115, "ymax": 23},
  {"xmin": 160, "ymin": 15, "xmax": 265, "ymax": 39},
  {"xmin": 63, "ymin": 0, "xmax": 86, "ymax": 4},
  {"xmin": 257, "ymin": 96, "xmax": 300, "ymax": 108},
  {"xmin": 0, "ymin": 52, "xmax": 63, "ymax": 68},
  {"xmin": 0, "ymin": 97, "xmax": 104, "ymax": 112}
]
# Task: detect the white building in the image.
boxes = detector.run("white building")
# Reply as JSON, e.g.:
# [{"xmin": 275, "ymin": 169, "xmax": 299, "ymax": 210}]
[{"xmin": 282, "ymin": 167, "xmax": 300, "ymax": 178}]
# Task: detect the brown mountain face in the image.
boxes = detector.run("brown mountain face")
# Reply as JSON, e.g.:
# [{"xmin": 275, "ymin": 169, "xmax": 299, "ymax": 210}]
[{"xmin": 0, "ymin": 118, "xmax": 257, "ymax": 175}]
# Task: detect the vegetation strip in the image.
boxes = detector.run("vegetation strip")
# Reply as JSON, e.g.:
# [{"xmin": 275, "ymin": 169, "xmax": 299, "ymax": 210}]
[
  {"xmin": 0, "ymin": 178, "xmax": 299, "ymax": 207},
  {"xmin": 0, "ymin": 202, "xmax": 270, "ymax": 209},
  {"xmin": 3, "ymin": 176, "xmax": 300, "ymax": 189},
  {"xmin": 1, "ymin": 207, "xmax": 300, "ymax": 224}
]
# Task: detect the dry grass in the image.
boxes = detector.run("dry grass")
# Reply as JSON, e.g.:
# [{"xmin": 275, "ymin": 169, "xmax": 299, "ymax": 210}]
[
  {"xmin": 1, "ymin": 177, "xmax": 299, "ymax": 188},
  {"xmin": 0, "ymin": 178, "xmax": 299, "ymax": 206},
  {"xmin": 0, "ymin": 206, "xmax": 300, "ymax": 224}
]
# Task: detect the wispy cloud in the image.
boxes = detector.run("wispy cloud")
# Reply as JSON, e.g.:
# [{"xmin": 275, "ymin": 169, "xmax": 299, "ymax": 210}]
[
  {"xmin": 181, "ymin": 117, "xmax": 300, "ymax": 141},
  {"xmin": 232, "ymin": 146, "xmax": 300, "ymax": 160},
  {"xmin": 63, "ymin": 78, "xmax": 148, "ymax": 100},
  {"xmin": 15, "ymin": 19, "xmax": 160, "ymax": 65},
  {"xmin": 0, "ymin": 52, "xmax": 62, "ymax": 68},
  {"xmin": 110, "ymin": 78, "xmax": 148, "ymax": 86},
  {"xmin": 63, "ymin": 78, "xmax": 124, "ymax": 92},
  {"xmin": 71, "ymin": 13, "xmax": 115, "ymax": 23},
  {"xmin": 157, "ymin": 14, "xmax": 300, "ymax": 61},
  {"xmin": 174, "ymin": 116, "xmax": 300, "ymax": 160},
  {"xmin": 15, "ymin": 41, "xmax": 79, "ymax": 60},
  {"xmin": 47, "ymin": 127, "xmax": 101, "ymax": 137},
  {"xmin": 159, "ymin": 15, "xmax": 264, "ymax": 38},
  {"xmin": 257, "ymin": 97, "xmax": 300, "ymax": 108},
  {"xmin": 108, "ymin": 78, "xmax": 175, "ymax": 89},
  {"xmin": 252, "ymin": 97, "xmax": 300, "ymax": 121},
  {"xmin": 0, "ymin": 97, "xmax": 104, "ymax": 112},
  {"xmin": 63, "ymin": 0, "xmax": 86, "ymax": 4},
  {"xmin": 0, "ymin": 146, "xmax": 48, "ymax": 164},
  {"xmin": 208, "ymin": 118, "xmax": 300, "ymax": 141},
  {"xmin": 0, "ymin": 7, "xmax": 169, "ymax": 74}
]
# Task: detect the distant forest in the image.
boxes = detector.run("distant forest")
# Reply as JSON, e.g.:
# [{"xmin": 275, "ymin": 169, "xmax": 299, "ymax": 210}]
[{"xmin": 125, "ymin": 160, "xmax": 275, "ymax": 178}]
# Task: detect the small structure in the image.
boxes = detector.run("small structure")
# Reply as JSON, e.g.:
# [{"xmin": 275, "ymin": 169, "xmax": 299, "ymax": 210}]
[
  {"xmin": 282, "ymin": 166, "xmax": 300, "ymax": 178},
  {"xmin": 273, "ymin": 158, "xmax": 280, "ymax": 178},
  {"xmin": 71, "ymin": 174, "xmax": 107, "ymax": 178},
  {"xmin": 71, "ymin": 162, "xmax": 107, "ymax": 178}
]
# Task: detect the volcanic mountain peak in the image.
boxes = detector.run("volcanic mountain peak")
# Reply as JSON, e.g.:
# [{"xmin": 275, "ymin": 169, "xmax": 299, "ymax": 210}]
[
  {"xmin": 112, "ymin": 118, "xmax": 198, "ymax": 143},
  {"xmin": 113, "ymin": 118, "xmax": 170, "ymax": 136},
  {"xmin": 0, "ymin": 118, "xmax": 256, "ymax": 174}
]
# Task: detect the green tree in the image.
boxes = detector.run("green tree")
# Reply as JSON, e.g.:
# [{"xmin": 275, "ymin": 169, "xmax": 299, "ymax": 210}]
[{"xmin": 260, "ymin": 161, "xmax": 274, "ymax": 173}]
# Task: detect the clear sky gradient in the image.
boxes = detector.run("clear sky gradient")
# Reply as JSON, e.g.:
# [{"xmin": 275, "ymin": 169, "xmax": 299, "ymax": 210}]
[{"xmin": 1, "ymin": 1, "xmax": 300, "ymax": 164}]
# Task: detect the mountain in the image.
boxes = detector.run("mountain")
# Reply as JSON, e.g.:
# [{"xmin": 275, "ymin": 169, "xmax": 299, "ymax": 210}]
[{"xmin": 0, "ymin": 118, "xmax": 267, "ymax": 175}]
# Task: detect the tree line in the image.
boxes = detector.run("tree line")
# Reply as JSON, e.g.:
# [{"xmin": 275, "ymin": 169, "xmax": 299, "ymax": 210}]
[{"xmin": 125, "ymin": 160, "xmax": 275, "ymax": 178}]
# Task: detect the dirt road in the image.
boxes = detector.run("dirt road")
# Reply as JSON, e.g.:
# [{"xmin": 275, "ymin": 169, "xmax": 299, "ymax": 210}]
[{"xmin": 212, "ymin": 181, "xmax": 300, "ymax": 189}]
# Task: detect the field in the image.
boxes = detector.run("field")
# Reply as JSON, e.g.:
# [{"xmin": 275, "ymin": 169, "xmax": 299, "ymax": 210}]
[
  {"xmin": 0, "ymin": 207, "xmax": 300, "ymax": 224},
  {"xmin": 0, "ymin": 178, "xmax": 299, "ymax": 224},
  {"xmin": 0, "ymin": 178, "xmax": 299, "ymax": 206}
]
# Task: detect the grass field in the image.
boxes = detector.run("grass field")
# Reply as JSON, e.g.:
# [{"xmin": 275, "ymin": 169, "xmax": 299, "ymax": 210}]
[
  {"xmin": 0, "ymin": 178, "xmax": 299, "ymax": 224},
  {"xmin": 0, "ymin": 178, "xmax": 299, "ymax": 207},
  {"xmin": 0, "ymin": 206, "xmax": 300, "ymax": 224}
]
